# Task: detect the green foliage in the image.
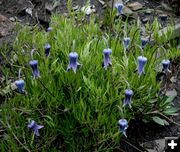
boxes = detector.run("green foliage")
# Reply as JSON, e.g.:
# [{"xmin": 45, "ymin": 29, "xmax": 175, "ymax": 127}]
[{"xmin": 0, "ymin": 6, "xmax": 179, "ymax": 151}]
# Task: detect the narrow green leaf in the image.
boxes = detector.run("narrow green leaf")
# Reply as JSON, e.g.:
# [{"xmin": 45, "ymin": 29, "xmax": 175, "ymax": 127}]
[
  {"xmin": 152, "ymin": 116, "xmax": 165, "ymax": 126},
  {"xmin": 163, "ymin": 119, "xmax": 169, "ymax": 126},
  {"xmin": 148, "ymin": 99, "xmax": 157, "ymax": 104},
  {"xmin": 163, "ymin": 107, "xmax": 179, "ymax": 116},
  {"xmin": 164, "ymin": 96, "xmax": 176, "ymax": 104}
]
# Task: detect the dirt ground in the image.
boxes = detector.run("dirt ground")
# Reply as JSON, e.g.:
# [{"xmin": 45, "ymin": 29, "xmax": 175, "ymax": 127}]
[{"xmin": 0, "ymin": 0, "xmax": 180, "ymax": 151}]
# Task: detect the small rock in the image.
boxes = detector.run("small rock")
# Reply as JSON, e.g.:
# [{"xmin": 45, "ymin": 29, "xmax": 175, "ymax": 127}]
[
  {"xmin": 45, "ymin": 3, "xmax": 54, "ymax": 13},
  {"xmin": 0, "ymin": 14, "xmax": 15, "ymax": 38},
  {"xmin": 123, "ymin": 5, "xmax": 133, "ymax": 15},
  {"xmin": 25, "ymin": 8, "xmax": 32, "ymax": 16},
  {"xmin": 127, "ymin": 2, "xmax": 143, "ymax": 11},
  {"xmin": 45, "ymin": 1, "xmax": 60, "ymax": 13},
  {"xmin": 141, "ymin": 139, "xmax": 165, "ymax": 152},
  {"xmin": 170, "ymin": 76, "xmax": 177, "ymax": 83},
  {"xmin": 158, "ymin": 22, "xmax": 180, "ymax": 40},
  {"xmin": 166, "ymin": 89, "xmax": 177, "ymax": 96},
  {"xmin": 9, "ymin": 17, "xmax": 16, "ymax": 22},
  {"xmin": 17, "ymin": 0, "xmax": 34, "ymax": 16},
  {"xmin": 81, "ymin": 5, "xmax": 96, "ymax": 15}
]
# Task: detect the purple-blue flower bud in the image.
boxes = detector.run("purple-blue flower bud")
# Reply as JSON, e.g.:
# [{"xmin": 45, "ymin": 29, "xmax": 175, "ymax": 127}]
[
  {"xmin": 44, "ymin": 43, "xmax": 51, "ymax": 57},
  {"xmin": 141, "ymin": 37, "xmax": 148, "ymax": 48},
  {"xmin": 103, "ymin": 48, "xmax": 112, "ymax": 70},
  {"xmin": 123, "ymin": 89, "xmax": 133, "ymax": 108},
  {"xmin": 123, "ymin": 37, "xmax": 130, "ymax": 50},
  {"xmin": 115, "ymin": 3, "xmax": 124, "ymax": 15},
  {"xmin": 15, "ymin": 79, "xmax": 25, "ymax": 93},
  {"xmin": 67, "ymin": 52, "xmax": 81, "ymax": 73},
  {"xmin": 162, "ymin": 59, "xmax": 170, "ymax": 72},
  {"xmin": 137, "ymin": 56, "xmax": 147, "ymax": 76},
  {"xmin": 29, "ymin": 60, "xmax": 40, "ymax": 78}
]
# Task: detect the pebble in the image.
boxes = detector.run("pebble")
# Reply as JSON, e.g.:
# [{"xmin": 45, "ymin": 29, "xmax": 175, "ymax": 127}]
[
  {"xmin": 127, "ymin": 2, "xmax": 143, "ymax": 11},
  {"xmin": 0, "ymin": 14, "xmax": 15, "ymax": 38}
]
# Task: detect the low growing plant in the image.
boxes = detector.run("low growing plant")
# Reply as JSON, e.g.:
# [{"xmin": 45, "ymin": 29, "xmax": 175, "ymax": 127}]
[{"xmin": 0, "ymin": 3, "xmax": 179, "ymax": 151}]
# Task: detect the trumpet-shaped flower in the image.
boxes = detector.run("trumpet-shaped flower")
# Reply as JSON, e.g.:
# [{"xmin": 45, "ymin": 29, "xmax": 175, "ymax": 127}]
[
  {"xmin": 15, "ymin": 79, "xmax": 25, "ymax": 93},
  {"xmin": 29, "ymin": 60, "xmax": 40, "ymax": 78},
  {"xmin": 123, "ymin": 89, "xmax": 133, "ymax": 108},
  {"xmin": 28, "ymin": 120, "xmax": 44, "ymax": 136},
  {"xmin": 141, "ymin": 37, "xmax": 148, "ymax": 48},
  {"xmin": 162, "ymin": 59, "xmax": 170, "ymax": 73},
  {"xmin": 137, "ymin": 56, "xmax": 147, "ymax": 76},
  {"xmin": 44, "ymin": 43, "xmax": 51, "ymax": 57},
  {"xmin": 67, "ymin": 52, "xmax": 80, "ymax": 73},
  {"xmin": 123, "ymin": 37, "xmax": 130, "ymax": 50},
  {"xmin": 115, "ymin": 3, "xmax": 124, "ymax": 15},
  {"xmin": 103, "ymin": 48, "xmax": 112, "ymax": 70},
  {"xmin": 118, "ymin": 118, "xmax": 128, "ymax": 137}
]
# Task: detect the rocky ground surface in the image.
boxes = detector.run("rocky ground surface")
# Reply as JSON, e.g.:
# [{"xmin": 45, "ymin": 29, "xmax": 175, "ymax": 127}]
[{"xmin": 0, "ymin": 0, "xmax": 180, "ymax": 152}]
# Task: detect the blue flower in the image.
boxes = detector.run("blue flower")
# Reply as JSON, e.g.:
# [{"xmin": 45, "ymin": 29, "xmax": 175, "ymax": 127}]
[
  {"xmin": 44, "ymin": 43, "xmax": 51, "ymax": 57},
  {"xmin": 115, "ymin": 3, "xmax": 124, "ymax": 15},
  {"xmin": 67, "ymin": 52, "xmax": 81, "ymax": 73},
  {"xmin": 137, "ymin": 56, "xmax": 147, "ymax": 76},
  {"xmin": 123, "ymin": 37, "xmax": 130, "ymax": 50},
  {"xmin": 103, "ymin": 48, "xmax": 112, "ymax": 70},
  {"xmin": 28, "ymin": 120, "xmax": 44, "ymax": 136},
  {"xmin": 46, "ymin": 27, "xmax": 52, "ymax": 32},
  {"xmin": 29, "ymin": 60, "xmax": 40, "ymax": 78},
  {"xmin": 141, "ymin": 37, "xmax": 148, "ymax": 48},
  {"xmin": 123, "ymin": 89, "xmax": 133, "ymax": 108},
  {"xmin": 15, "ymin": 79, "xmax": 25, "ymax": 93},
  {"xmin": 162, "ymin": 59, "xmax": 170, "ymax": 73},
  {"xmin": 118, "ymin": 118, "xmax": 128, "ymax": 137}
]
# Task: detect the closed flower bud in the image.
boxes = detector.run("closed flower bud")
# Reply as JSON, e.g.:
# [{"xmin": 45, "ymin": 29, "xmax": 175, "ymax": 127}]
[
  {"xmin": 29, "ymin": 60, "xmax": 40, "ymax": 78},
  {"xmin": 141, "ymin": 37, "xmax": 148, "ymax": 48},
  {"xmin": 103, "ymin": 48, "xmax": 112, "ymax": 70},
  {"xmin": 162, "ymin": 59, "xmax": 170, "ymax": 73},
  {"xmin": 137, "ymin": 56, "xmax": 147, "ymax": 76},
  {"xmin": 123, "ymin": 37, "xmax": 130, "ymax": 50},
  {"xmin": 115, "ymin": 3, "xmax": 124, "ymax": 15},
  {"xmin": 44, "ymin": 43, "xmax": 51, "ymax": 57},
  {"xmin": 15, "ymin": 79, "xmax": 25, "ymax": 93}
]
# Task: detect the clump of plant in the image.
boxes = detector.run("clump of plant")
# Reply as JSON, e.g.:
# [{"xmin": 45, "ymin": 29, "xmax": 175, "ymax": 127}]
[{"xmin": 0, "ymin": 1, "xmax": 179, "ymax": 151}]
